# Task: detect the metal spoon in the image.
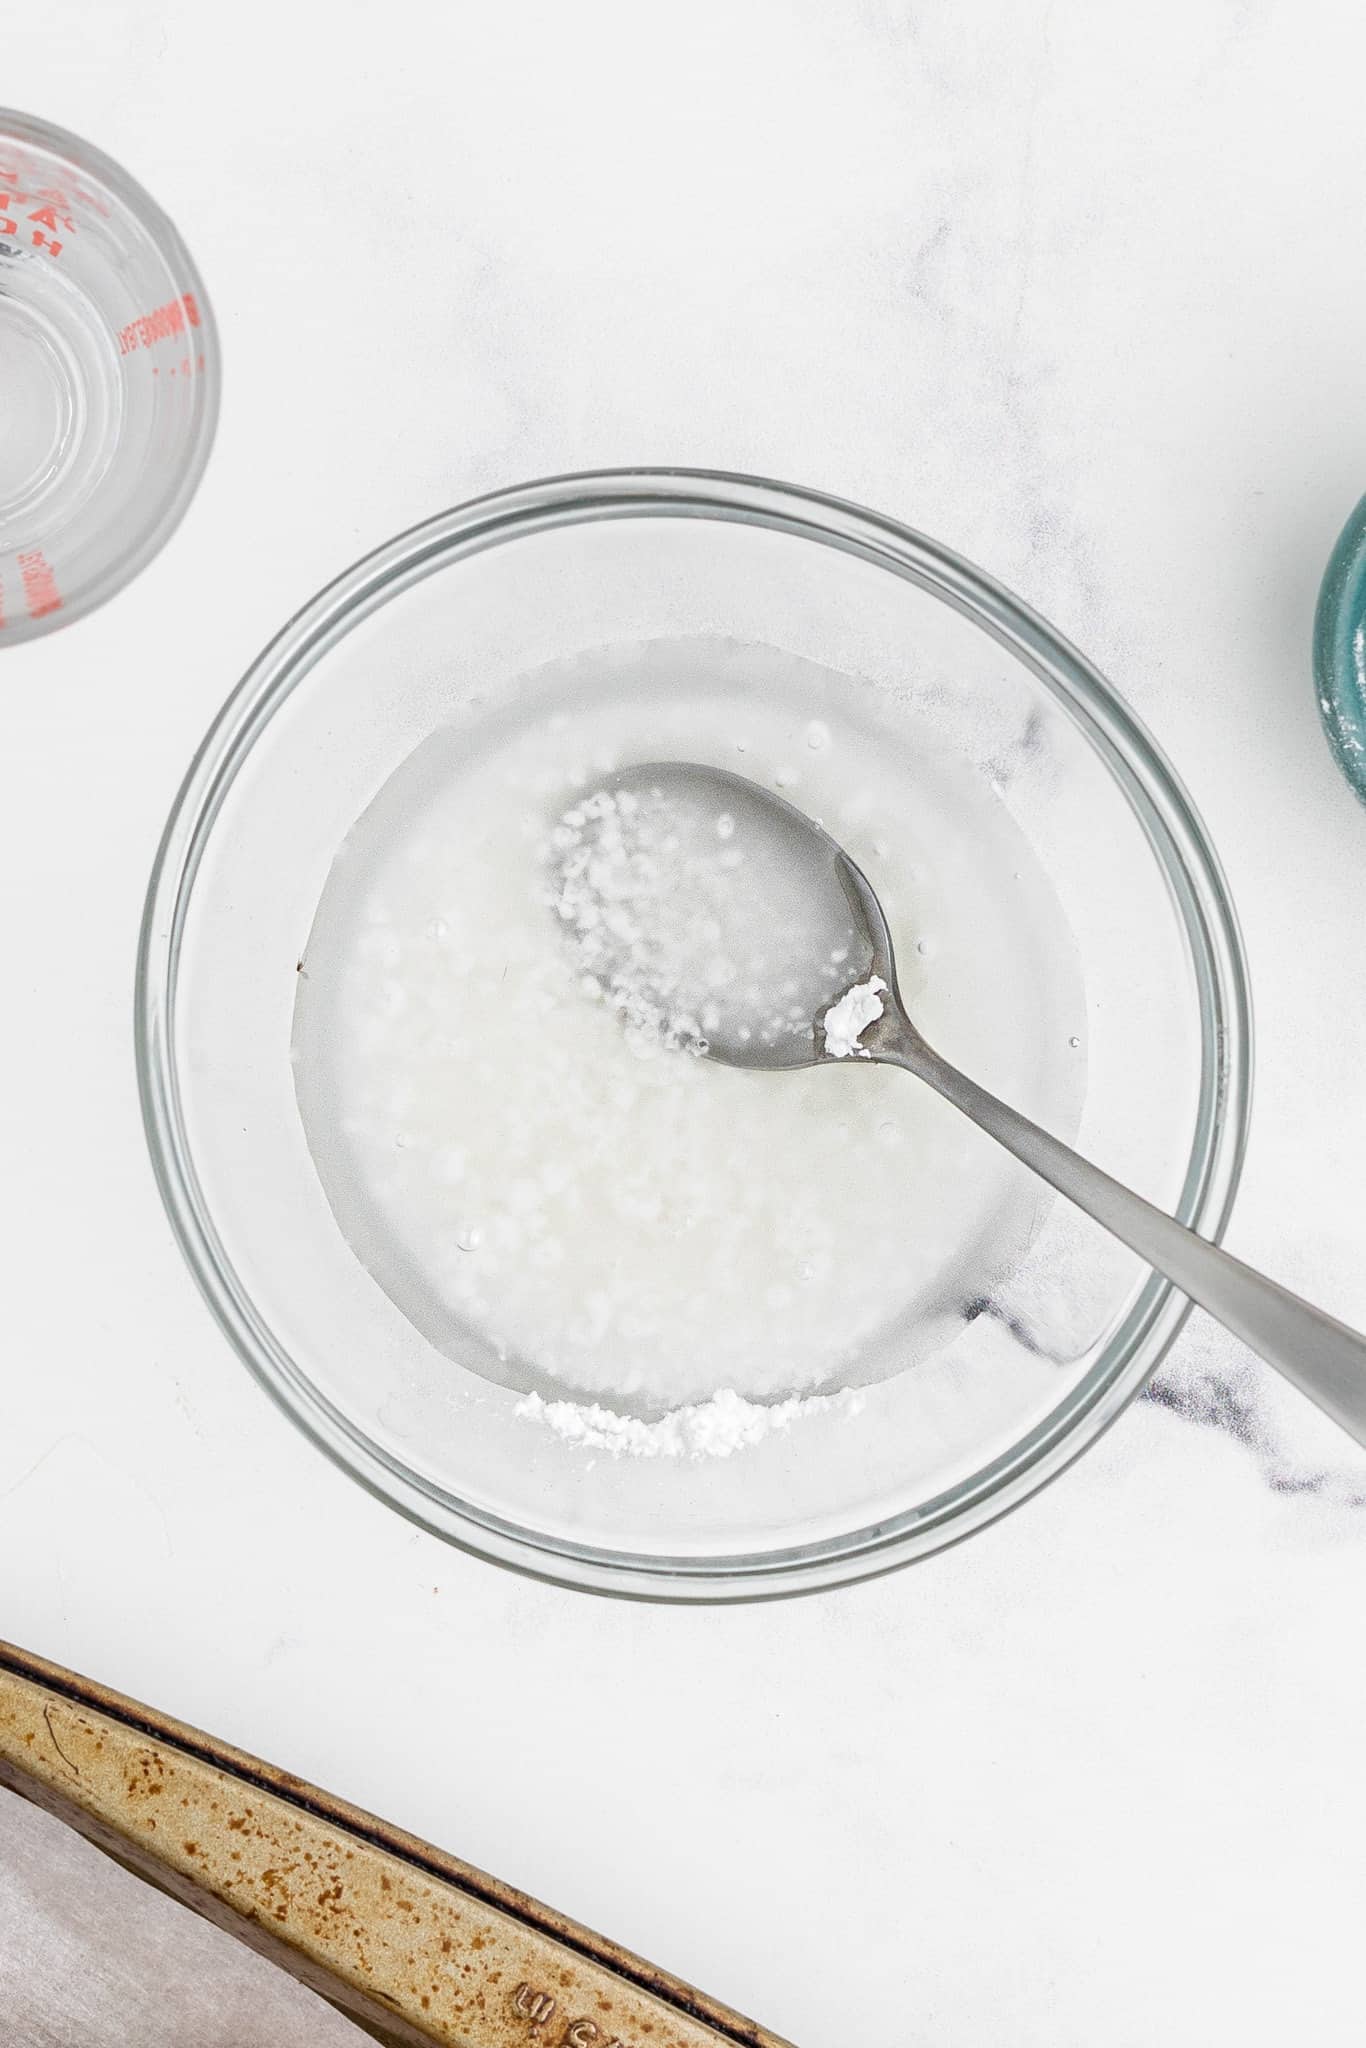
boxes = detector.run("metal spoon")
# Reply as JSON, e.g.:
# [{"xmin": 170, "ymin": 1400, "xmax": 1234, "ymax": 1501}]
[{"xmin": 585, "ymin": 762, "xmax": 1366, "ymax": 1446}]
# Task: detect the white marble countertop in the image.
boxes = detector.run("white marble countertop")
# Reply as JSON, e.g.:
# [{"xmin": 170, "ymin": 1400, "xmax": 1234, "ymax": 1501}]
[{"xmin": 6, "ymin": 3, "xmax": 1366, "ymax": 2041}]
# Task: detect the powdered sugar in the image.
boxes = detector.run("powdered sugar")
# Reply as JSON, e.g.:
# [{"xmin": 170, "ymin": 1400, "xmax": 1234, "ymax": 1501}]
[
  {"xmin": 822, "ymin": 975, "xmax": 887, "ymax": 1058},
  {"xmin": 515, "ymin": 1384, "xmax": 865, "ymax": 1457}
]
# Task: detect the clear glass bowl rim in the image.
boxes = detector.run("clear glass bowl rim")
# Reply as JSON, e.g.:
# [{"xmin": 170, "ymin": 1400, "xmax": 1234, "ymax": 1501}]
[
  {"xmin": 0, "ymin": 106, "xmax": 221, "ymax": 644},
  {"xmin": 136, "ymin": 467, "xmax": 1253, "ymax": 1602}
]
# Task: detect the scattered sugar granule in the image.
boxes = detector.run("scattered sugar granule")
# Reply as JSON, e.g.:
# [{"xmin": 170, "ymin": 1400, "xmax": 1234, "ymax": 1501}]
[{"xmin": 546, "ymin": 787, "xmax": 710, "ymax": 1053}]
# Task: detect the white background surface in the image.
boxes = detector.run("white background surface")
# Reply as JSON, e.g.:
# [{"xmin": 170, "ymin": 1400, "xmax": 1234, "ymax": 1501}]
[{"xmin": 5, "ymin": 4, "xmax": 1366, "ymax": 2042}]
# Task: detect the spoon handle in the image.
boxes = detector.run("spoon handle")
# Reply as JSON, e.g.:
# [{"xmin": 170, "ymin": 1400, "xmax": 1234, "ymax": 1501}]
[{"xmin": 884, "ymin": 1031, "xmax": 1366, "ymax": 1446}]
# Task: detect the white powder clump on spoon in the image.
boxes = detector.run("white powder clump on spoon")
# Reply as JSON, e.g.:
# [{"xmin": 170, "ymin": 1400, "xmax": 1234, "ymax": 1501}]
[{"xmin": 822, "ymin": 975, "xmax": 887, "ymax": 1058}]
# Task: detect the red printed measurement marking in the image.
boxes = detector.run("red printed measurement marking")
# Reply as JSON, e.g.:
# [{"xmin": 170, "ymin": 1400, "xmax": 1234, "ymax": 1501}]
[
  {"xmin": 18, "ymin": 550, "xmax": 62, "ymax": 621},
  {"xmin": 0, "ymin": 185, "xmax": 75, "ymax": 258},
  {"xmin": 0, "ymin": 163, "xmax": 109, "ymax": 217},
  {"xmin": 0, "ymin": 159, "xmax": 109, "ymax": 256},
  {"xmin": 117, "ymin": 292, "xmax": 203, "ymax": 357}
]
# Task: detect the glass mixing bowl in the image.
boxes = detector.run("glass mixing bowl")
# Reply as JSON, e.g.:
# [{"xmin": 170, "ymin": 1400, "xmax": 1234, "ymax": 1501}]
[{"xmin": 137, "ymin": 471, "xmax": 1251, "ymax": 1600}]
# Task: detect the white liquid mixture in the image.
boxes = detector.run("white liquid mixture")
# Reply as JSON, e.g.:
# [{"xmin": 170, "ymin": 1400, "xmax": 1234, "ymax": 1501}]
[{"xmin": 292, "ymin": 639, "xmax": 1087, "ymax": 1440}]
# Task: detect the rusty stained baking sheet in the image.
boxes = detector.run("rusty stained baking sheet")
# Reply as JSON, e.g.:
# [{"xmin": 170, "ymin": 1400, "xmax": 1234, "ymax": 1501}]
[{"xmin": 0, "ymin": 1639, "xmax": 796, "ymax": 2048}]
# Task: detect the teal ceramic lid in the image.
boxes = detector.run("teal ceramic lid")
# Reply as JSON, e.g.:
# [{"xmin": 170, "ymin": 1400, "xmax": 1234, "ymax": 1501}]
[{"xmin": 1314, "ymin": 494, "xmax": 1366, "ymax": 804}]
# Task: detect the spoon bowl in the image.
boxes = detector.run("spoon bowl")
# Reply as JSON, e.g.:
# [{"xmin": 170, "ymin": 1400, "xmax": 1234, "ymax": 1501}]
[
  {"xmin": 556, "ymin": 760, "xmax": 919, "ymax": 1068},
  {"xmin": 552, "ymin": 761, "xmax": 875, "ymax": 1069}
]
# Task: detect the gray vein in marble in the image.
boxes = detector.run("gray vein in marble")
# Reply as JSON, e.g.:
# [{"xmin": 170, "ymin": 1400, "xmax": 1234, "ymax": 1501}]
[{"xmin": 1148, "ymin": 1347, "xmax": 1366, "ymax": 1509}]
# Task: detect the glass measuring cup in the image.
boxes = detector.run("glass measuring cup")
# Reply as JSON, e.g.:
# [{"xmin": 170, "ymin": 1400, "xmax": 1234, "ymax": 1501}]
[{"xmin": 0, "ymin": 110, "xmax": 218, "ymax": 644}]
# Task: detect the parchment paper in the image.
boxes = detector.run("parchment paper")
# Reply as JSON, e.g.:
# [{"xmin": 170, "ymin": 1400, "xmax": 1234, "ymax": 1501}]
[{"xmin": 0, "ymin": 1783, "xmax": 364, "ymax": 2045}]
